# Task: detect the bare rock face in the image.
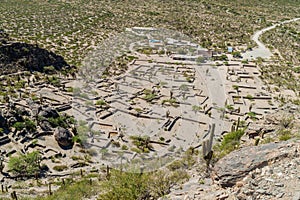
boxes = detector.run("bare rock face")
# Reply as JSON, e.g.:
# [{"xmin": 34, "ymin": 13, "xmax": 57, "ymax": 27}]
[
  {"xmin": 40, "ymin": 120, "xmax": 52, "ymax": 131},
  {"xmin": 54, "ymin": 127, "xmax": 73, "ymax": 148},
  {"xmin": 39, "ymin": 107, "xmax": 59, "ymax": 119},
  {"xmin": 213, "ymin": 141, "xmax": 299, "ymax": 187},
  {"xmin": 0, "ymin": 41, "xmax": 68, "ymax": 74}
]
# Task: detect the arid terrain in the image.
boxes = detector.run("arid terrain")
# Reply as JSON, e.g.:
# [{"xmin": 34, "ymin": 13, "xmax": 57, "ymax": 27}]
[{"xmin": 0, "ymin": 1, "xmax": 299, "ymax": 200}]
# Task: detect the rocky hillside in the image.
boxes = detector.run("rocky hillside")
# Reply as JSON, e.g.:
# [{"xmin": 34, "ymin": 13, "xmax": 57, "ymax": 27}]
[
  {"xmin": 0, "ymin": 30, "xmax": 69, "ymax": 75},
  {"xmin": 164, "ymin": 140, "xmax": 300, "ymax": 200}
]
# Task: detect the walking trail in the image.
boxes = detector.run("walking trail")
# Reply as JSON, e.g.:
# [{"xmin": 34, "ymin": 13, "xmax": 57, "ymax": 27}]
[{"xmin": 242, "ymin": 17, "xmax": 300, "ymax": 59}]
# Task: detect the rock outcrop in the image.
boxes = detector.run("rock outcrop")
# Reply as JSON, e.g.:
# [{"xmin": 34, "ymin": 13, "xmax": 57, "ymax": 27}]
[
  {"xmin": 213, "ymin": 140, "xmax": 299, "ymax": 187},
  {"xmin": 0, "ymin": 30, "xmax": 68, "ymax": 74},
  {"xmin": 39, "ymin": 107, "xmax": 59, "ymax": 119},
  {"xmin": 54, "ymin": 127, "xmax": 73, "ymax": 148}
]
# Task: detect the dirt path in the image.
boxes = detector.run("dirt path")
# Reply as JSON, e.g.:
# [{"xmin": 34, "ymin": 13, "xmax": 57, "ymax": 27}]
[
  {"xmin": 195, "ymin": 64, "xmax": 226, "ymax": 137},
  {"xmin": 242, "ymin": 17, "xmax": 300, "ymax": 59}
]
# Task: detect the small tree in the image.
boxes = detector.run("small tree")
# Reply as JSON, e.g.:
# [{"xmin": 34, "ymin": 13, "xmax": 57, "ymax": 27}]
[
  {"xmin": 196, "ymin": 56, "xmax": 205, "ymax": 64},
  {"xmin": 8, "ymin": 151, "xmax": 41, "ymax": 177},
  {"xmin": 232, "ymin": 85, "xmax": 239, "ymax": 95},
  {"xmin": 232, "ymin": 51, "xmax": 242, "ymax": 58}
]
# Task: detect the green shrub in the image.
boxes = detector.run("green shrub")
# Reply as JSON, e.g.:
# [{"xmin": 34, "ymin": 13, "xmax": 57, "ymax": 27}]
[
  {"xmin": 66, "ymin": 87, "xmax": 74, "ymax": 93},
  {"xmin": 43, "ymin": 65, "xmax": 56, "ymax": 74},
  {"xmin": 279, "ymin": 116, "xmax": 294, "ymax": 129},
  {"xmin": 130, "ymin": 135, "xmax": 152, "ymax": 153},
  {"xmin": 13, "ymin": 122, "xmax": 25, "ymax": 131},
  {"xmin": 99, "ymin": 169, "xmax": 189, "ymax": 200},
  {"xmin": 72, "ymin": 125, "xmax": 89, "ymax": 145},
  {"xmin": 48, "ymin": 115, "xmax": 74, "ymax": 128},
  {"xmin": 232, "ymin": 51, "xmax": 242, "ymax": 58},
  {"xmin": 225, "ymin": 104, "xmax": 234, "ymax": 110},
  {"xmin": 162, "ymin": 98, "xmax": 178, "ymax": 107},
  {"xmin": 213, "ymin": 129, "xmax": 245, "ymax": 159},
  {"xmin": 147, "ymin": 170, "xmax": 189, "ymax": 198},
  {"xmin": 8, "ymin": 151, "xmax": 41, "ymax": 176},
  {"xmin": 292, "ymin": 66, "xmax": 300, "ymax": 73},
  {"xmin": 213, "ymin": 54, "xmax": 228, "ymax": 61},
  {"xmin": 277, "ymin": 129, "xmax": 292, "ymax": 141},
  {"xmin": 261, "ymin": 136, "xmax": 275, "ymax": 144},
  {"xmin": 196, "ymin": 56, "xmax": 205, "ymax": 64},
  {"xmin": 13, "ymin": 119, "xmax": 36, "ymax": 132},
  {"xmin": 24, "ymin": 119, "xmax": 37, "ymax": 132},
  {"xmin": 121, "ymin": 145, "xmax": 128, "ymax": 150},
  {"xmin": 167, "ymin": 160, "xmax": 185, "ymax": 171},
  {"xmin": 99, "ymin": 170, "xmax": 149, "ymax": 200},
  {"xmin": 53, "ymin": 165, "xmax": 68, "ymax": 172},
  {"xmin": 48, "ymin": 116, "xmax": 67, "ymax": 128},
  {"xmin": 73, "ymin": 87, "xmax": 81, "ymax": 96},
  {"xmin": 34, "ymin": 179, "xmax": 99, "ymax": 200},
  {"xmin": 232, "ymin": 85, "xmax": 239, "ymax": 91},
  {"xmin": 247, "ymin": 112, "xmax": 257, "ymax": 119},
  {"xmin": 15, "ymin": 80, "xmax": 26, "ymax": 89},
  {"xmin": 95, "ymin": 99, "xmax": 107, "ymax": 106},
  {"xmin": 245, "ymin": 94, "xmax": 254, "ymax": 100},
  {"xmin": 48, "ymin": 76, "xmax": 61, "ymax": 87},
  {"xmin": 143, "ymin": 93, "xmax": 157, "ymax": 102},
  {"xmin": 179, "ymin": 84, "xmax": 188, "ymax": 91},
  {"xmin": 279, "ymin": 133, "xmax": 291, "ymax": 141},
  {"xmin": 142, "ymin": 89, "xmax": 157, "ymax": 102}
]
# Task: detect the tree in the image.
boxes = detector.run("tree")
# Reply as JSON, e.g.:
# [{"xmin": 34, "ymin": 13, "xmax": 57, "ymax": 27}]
[
  {"xmin": 8, "ymin": 151, "xmax": 41, "ymax": 177},
  {"xmin": 196, "ymin": 56, "xmax": 205, "ymax": 64},
  {"xmin": 12, "ymin": 119, "xmax": 36, "ymax": 132},
  {"xmin": 232, "ymin": 51, "xmax": 242, "ymax": 58}
]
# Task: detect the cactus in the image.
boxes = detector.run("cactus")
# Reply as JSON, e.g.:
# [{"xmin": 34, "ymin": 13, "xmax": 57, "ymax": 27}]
[
  {"xmin": 202, "ymin": 123, "xmax": 215, "ymax": 167},
  {"xmin": 236, "ymin": 117, "xmax": 240, "ymax": 132},
  {"xmin": 202, "ymin": 140, "xmax": 209, "ymax": 158}
]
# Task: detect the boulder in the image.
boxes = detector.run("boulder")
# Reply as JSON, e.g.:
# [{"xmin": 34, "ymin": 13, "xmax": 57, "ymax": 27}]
[
  {"xmin": 213, "ymin": 141, "xmax": 299, "ymax": 187},
  {"xmin": 54, "ymin": 127, "xmax": 73, "ymax": 147},
  {"xmin": 17, "ymin": 107, "xmax": 30, "ymax": 116},
  {"xmin": 39, "ymin": 107, "xmax": 59, "ymax": 118},
  {"xmin": 40, "ymin": 120, "xmax": 52, "ymax": 131}
]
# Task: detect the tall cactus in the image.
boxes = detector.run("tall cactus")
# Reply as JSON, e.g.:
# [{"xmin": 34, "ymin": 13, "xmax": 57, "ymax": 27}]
[
  {"xmin": 236, "ymin": 117, "xmax": 240, "ymax": 132},
  {"xmin": 202, "ymin": 123, "xmax": 215, "ymax": 168}
]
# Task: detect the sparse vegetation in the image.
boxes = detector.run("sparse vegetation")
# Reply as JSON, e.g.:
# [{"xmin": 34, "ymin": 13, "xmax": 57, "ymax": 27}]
[
  {"xmin": 162, "ymin": 98, "xmax": 179, "ymax": 107},
  {"xmin": 99, "ymin": 169, "xmax": 189, "ymax": 200},
  {"xmin": 95, "ymin": 99, "xmax": 107, "ymax": 106},
  {"xmin": 53, "ymin": 165, "xmax": 68, "ymax": 172},
  {"xmin": 143, "ymin": 89, "xmax": 158, "ymax": 102},
  {"xmin": 1, "ymin": 0, "xmax": 299, "ymax": 66},
  {"xmin": 213, "ymin": 129, "xmax": 245, "ymax": 159},
  {"xmin": 0, "ymin": 0, "xmax": 300, "ymax": 199},
  {"xmin": 130, "ymin": 135, "xmax": 153, "ymax": 153},
  {"xmin": 34, "ymin": 179, "xmax": 99, "ymax": 200}
]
